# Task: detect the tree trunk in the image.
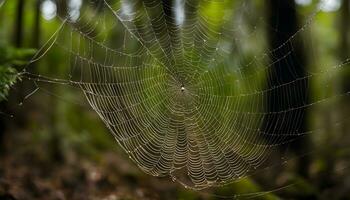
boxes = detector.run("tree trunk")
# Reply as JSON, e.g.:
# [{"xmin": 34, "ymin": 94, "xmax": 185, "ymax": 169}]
[
  {"xmin": 14, "ymin": 0, "xmax": 25, "ymax": 47},
  {"xmin": 339, "ymin": 0, "xmax": 349, "ymax": 95},
  {"xmin": 56, "ymin": 0, "xmax": 68, "ymax": 18},
  {"xmin": 265, "ymin": 0, "xmax": 310, "ymax": 178},
  {"xmin": 48, "ymin": 0, "xmax": 67, "ymax": 163},
  {"xmin": 33, "ymin": 0, "xmax": 41, "ymax": 49},
  {"xmin": 339, "ymin": 0, "xmax": 350, "ymax": 165}
]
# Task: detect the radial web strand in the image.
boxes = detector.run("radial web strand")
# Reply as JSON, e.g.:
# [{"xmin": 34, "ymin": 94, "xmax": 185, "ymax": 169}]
[{"xmin": 20, "ymin": 0, "xmax": 350, "ymax": 191}]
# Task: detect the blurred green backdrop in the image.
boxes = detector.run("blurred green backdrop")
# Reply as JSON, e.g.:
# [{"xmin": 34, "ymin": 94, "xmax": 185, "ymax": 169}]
[{"xmin": 0, "ymin": 0, "xmax": 350, "ymax": 199}]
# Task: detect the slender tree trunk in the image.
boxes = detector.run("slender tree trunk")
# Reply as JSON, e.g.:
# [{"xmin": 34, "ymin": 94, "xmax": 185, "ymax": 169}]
[
  {"xmin": 339, "ymin": 0, "xmax": 350, "ymax": 157},
  {"xmin": 14, "ymin": 0, "xmax": 25, "ymax": 47},
  {"xmin": 161, "ymin": 0, "xmax": 174, "ymax": 23},
  {"xmin": 33, "ymin": 0, "xmax": 41, "ymax": 49},
  {"xmin": 339, "ymin": 0, "xmax": 350, "ymax": 95},
  {"xmin": 265, "ymin": 0, "xmax": 310, "ymax": 178},
  {"xmin": 340, "ymin": 0, "xmax": 349, "ymax": 64},
  {"xmin": 48, "ymin": 0, "xmax": 66, "ymax": 162},
  {"xmin": 56, "ymin": 0, "xmax": 68, "ymax": 18}
]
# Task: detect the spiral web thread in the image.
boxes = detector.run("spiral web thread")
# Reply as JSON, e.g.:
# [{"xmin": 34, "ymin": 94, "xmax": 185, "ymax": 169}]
[{"xmin": 24, "ymin": 0, "xmax": 350, "ymax": 190}]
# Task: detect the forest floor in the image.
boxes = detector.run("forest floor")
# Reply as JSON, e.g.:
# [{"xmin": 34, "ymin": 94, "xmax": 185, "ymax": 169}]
[{"xmin": 0, "ymin": 129, "xmax": 195, "ymax": 200}]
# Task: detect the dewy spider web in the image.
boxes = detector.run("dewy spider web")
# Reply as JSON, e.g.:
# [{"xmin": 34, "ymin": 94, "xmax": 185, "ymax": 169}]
[{"xmin": 21, "ymin": 0, "xmax": 349, "ymax": 190}]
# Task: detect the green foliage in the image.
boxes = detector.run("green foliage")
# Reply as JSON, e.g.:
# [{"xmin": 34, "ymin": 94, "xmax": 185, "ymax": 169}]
[
  {"xmin": 0, "ymin": 45, "xmax": 36, "ymax": 101},
  {"xmin": 0, "ymin": 64, "xmax": 17, "ymax": 101}
]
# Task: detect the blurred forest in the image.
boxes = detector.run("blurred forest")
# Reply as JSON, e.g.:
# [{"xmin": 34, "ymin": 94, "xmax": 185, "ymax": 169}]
[{"xmin": 0, "ymin": 0, "xmax": 350, "ymax": 199}]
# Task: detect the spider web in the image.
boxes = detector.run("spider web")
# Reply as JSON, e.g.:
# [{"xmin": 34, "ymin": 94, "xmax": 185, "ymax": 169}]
[{"xmin": 21, "ymin": 0, "xmax": 350, "ymax": 191}]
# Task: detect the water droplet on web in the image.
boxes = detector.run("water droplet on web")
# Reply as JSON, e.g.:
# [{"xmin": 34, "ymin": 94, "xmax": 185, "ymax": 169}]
[{"xmin": 30, "ymin": 0, "xmax": 343, "ymax": 191}]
